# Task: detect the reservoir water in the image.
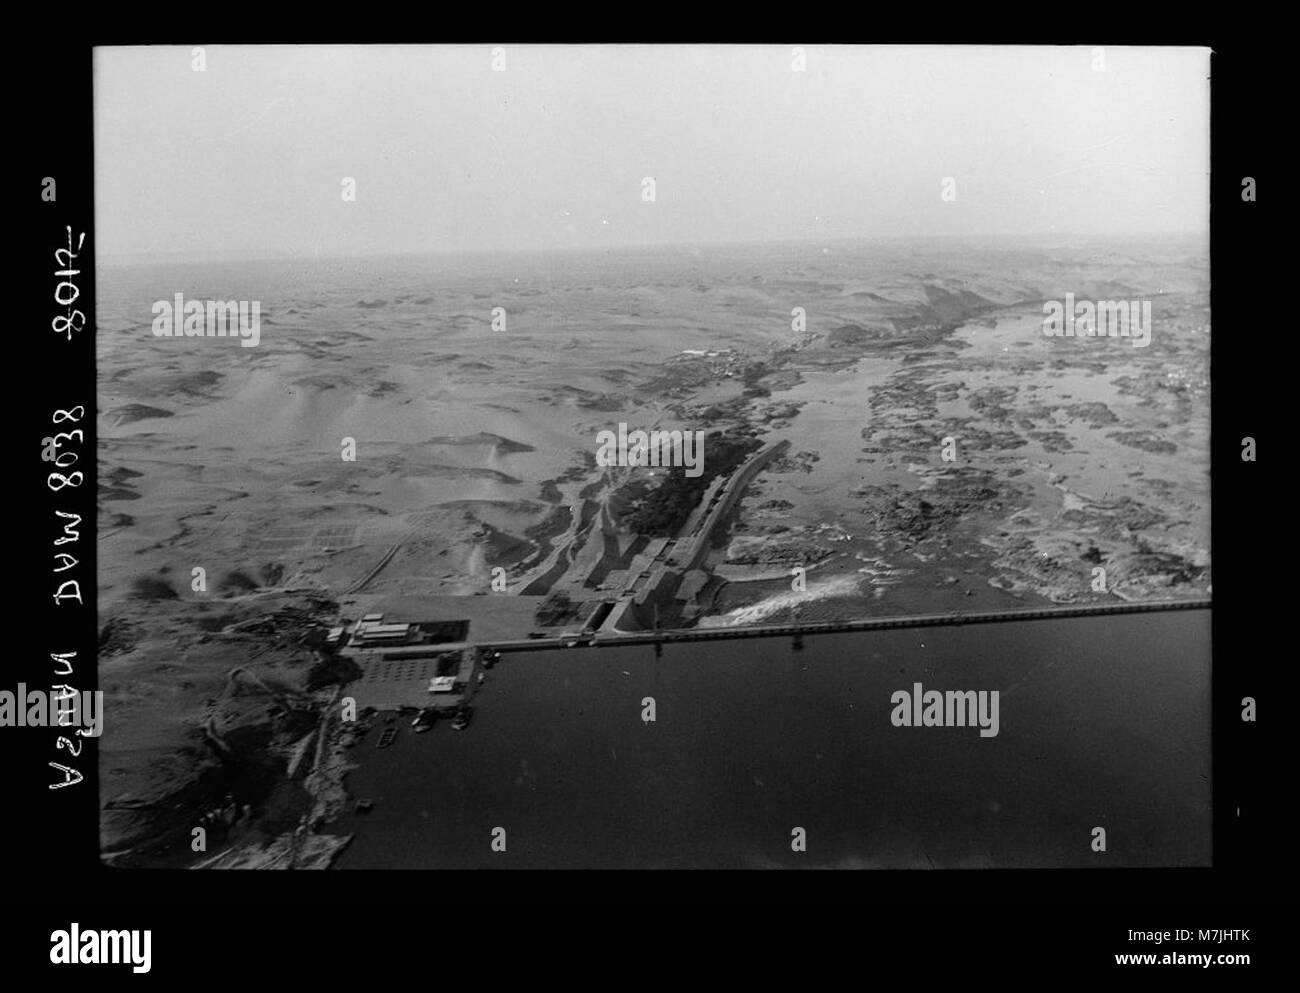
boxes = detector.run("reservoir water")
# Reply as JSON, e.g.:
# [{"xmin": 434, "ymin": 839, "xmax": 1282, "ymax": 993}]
[{"xmin": 333, "ymin": 609, "xmax": 1210, "ymax": 869}]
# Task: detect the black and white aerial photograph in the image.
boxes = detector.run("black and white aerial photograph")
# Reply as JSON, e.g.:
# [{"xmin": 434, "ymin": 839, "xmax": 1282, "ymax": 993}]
[{"xmin": 92, "ymin": 44, "xmax": 1212, "ymax": 870}]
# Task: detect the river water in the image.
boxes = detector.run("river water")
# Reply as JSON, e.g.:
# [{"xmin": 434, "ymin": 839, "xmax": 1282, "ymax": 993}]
[{"xmin": 333, "ymin": 609, "xmax": 1210, "ymax": 869}]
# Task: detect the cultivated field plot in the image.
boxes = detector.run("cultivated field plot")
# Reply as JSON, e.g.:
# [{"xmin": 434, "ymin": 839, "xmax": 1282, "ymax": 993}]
[{"xmin": 256, "ymin": 523, "xmax": 359, "ymax": 555}]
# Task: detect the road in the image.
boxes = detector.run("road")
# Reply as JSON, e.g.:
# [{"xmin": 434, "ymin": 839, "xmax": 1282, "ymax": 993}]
[{"xmin": 477, "ymin": 596, "xmax": 1213, "ymax": 653}]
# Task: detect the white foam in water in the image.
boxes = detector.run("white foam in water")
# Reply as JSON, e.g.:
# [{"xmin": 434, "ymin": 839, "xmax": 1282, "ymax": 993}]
[{"xmin": 699, "ymin": 573, "xmax": 867, "ymax": 627}]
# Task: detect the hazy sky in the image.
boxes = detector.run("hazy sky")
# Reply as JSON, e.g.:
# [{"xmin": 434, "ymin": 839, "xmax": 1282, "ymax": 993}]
[{"xmin": 95, "ymin": 45, "xmax": 1209, "ymax": 259}]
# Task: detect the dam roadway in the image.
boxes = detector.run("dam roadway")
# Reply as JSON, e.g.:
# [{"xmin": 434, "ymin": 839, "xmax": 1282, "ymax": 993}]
[{"xmin": 478, "ymin": 597, "xmax": 1212, "ymax": 653}]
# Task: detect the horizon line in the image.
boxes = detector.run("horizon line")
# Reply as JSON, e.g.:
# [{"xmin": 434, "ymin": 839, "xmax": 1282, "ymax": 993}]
[{"xmin": 99, "ymin": 229, "xmax": 1211, "ymax": 268}]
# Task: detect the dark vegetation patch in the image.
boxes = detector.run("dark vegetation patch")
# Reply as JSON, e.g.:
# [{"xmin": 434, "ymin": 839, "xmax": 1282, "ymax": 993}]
[
  {"xmin": 131, "ymin": 575, "xmax": 179, "ymax": 601},
  {"xmin": 98, "ymin": 617, "xmax": 141, "ymax": 655},
  {"xmin": 622, "ymin": 430, "xmax": 762, "ymax": 537},
  {"xmin": 218, "ymin": 570, "xmax": 261, "ymax": 595},
  {"xmin": 305, "ymin": 654, "xmax": 363, "ymax": 692}
]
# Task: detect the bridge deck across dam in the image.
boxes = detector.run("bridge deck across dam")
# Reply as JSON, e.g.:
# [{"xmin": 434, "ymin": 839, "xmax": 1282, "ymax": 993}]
[{"xmin": 479, "ymin": 597, "xmax": 1212, "ymax": 654}]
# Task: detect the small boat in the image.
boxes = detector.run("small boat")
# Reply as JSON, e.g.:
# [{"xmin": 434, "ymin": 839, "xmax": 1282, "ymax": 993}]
[
  {"xmin": 450, "ymin": 708, "xmax": 472, "ymax": 731},
  {"xmin": 476, "ymin": 672, "xmax": 486, "ymax": 685},
  {"xmin": 355, "ymin": 798, "xmax": 375, "ymax": 814},
  {"xmin": 411, "ymin": 709, "xmax": 436, "ymax": 733},
  {"xmin": 376, "ymin": 728, "xmax": 398, "ymax": 748}
]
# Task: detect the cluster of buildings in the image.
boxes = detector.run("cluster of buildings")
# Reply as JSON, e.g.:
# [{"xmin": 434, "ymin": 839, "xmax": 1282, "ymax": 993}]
[
  {"xmin": 325, "ymin": 613, "xmax": 469, "ymax": 653},
  {"xmin": 323, "ymin": 613, "xmax": 476, "ymax": 710},
  {"xmin": 672, "ymin": 347, "xmax": 742, "ymax": 379}
]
